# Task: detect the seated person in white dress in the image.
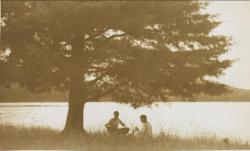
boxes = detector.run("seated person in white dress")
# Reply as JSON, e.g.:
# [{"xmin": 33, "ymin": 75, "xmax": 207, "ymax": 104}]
[{"xmin": 133, "ymin": 114, "xmax": 152, "ymax": 137}]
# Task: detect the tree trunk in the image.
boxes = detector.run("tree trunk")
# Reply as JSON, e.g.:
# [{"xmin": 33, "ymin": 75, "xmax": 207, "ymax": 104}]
[
  {"xmin": 63, "ymin": 35, "xmax": 86, "ymax": 134},
  {"xmin": 64, "ymin": 86, "xmax": 86, "ymax": 133}
]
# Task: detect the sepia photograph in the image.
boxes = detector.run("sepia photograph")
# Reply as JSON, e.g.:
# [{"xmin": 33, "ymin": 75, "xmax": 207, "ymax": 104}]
[{"xmin": 0, "ymin": 0, "xmax": 250, "ymax": 150}]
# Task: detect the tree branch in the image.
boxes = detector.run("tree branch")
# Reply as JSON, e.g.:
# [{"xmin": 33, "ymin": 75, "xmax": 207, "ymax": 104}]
[
  {"xmin": 85, "ymin": 28, "xmax": 110, "ymax": 41},
  {"xmin": 85, "ymin": 81, "xmax": 127, "ymax": 101},
  {"xmin": 106, "ymin": 33, "xmax": 127, "ymax": 41},
  {"xmin": 94, "ymin": 33, "xmax": 127, "ymax": 50},
  {"xmin": 86, "ymin": 71, "xmax": 108, "ymax": 86}
]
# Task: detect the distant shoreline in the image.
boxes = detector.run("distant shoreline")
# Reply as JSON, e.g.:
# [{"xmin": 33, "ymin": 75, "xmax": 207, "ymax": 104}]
[
  {"xmin": 1, "ymin": 84, "xmax": 250, "ymax": 102},
  {"xmin": 1, "ymin": 100, "xmax": 250, "ymax": 103}
]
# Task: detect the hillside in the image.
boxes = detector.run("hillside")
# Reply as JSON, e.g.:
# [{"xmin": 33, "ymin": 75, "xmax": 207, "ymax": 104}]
[
  {"xmin": 0, "ymin": 84, "xmax": 68, "ymax": 102},
  {"xmin": 0, "ymin": 84, "xmax": 250, "ymax": 102},
  {"xmin": 194, "ymin": 86, "xmax": 250, "ymax": 101}
]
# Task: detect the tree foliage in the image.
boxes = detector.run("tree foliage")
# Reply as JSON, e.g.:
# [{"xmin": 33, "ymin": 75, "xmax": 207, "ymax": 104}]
[{"xmin": 1, "ymin": 1, "xmax": 232, "ymax": 106}]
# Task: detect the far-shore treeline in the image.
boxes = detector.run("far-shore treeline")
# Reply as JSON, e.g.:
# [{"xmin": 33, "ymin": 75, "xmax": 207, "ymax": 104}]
[{"xmin": 1, "ymin": 83, "xmax": 249, "ymax": 102}]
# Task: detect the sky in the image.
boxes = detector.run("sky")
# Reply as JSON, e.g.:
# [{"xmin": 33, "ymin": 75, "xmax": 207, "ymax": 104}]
[{"xmin": 206, "ymin": 1, "xmax": 250, "ymax": 90}]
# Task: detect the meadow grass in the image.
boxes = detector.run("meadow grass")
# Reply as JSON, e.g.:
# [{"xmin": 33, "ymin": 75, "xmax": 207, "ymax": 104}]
[{"xmin": 0, "ymin": 125, "xmax": 249, "ymax": 150}]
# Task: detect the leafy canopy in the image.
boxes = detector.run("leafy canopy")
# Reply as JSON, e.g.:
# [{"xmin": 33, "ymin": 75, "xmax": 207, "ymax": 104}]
[{"xmin": 1, "ymin": 1, "xmax": 232, "ymax": 106}]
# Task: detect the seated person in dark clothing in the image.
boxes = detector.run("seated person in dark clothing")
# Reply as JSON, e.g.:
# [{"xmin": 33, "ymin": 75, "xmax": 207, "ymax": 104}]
[{"xmin": 105, "ymin": 111, "xmax": 129, "ymax": 134}]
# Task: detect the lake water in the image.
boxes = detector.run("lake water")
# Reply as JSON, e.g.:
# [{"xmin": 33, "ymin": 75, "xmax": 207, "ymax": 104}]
[{"xmin": 0, "ymin": 102, "xmax": 249, "ymax": 142}]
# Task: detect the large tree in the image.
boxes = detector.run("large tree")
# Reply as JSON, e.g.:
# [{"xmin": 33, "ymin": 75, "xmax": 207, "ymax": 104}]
[{"xmin": 1, "ymin": 1, "xmax": 232, "ymax": 132}]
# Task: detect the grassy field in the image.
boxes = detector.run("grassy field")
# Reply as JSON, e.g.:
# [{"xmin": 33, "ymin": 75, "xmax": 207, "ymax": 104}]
[{"xmin": 0, "ymin": 125, "xmax": 249, "ymax": 150}]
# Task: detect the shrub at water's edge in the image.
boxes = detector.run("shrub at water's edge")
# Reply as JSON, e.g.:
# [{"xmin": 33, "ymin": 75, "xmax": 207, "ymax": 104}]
[{"xmin": 0, "ymin": 125, "xmax": 249, "ymax": 150}]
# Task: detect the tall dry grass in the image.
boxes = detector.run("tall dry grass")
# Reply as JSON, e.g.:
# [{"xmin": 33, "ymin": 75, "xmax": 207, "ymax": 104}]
[{"xmin": 0, "ymin": 125, "xmax": 249, "ymax": 150}]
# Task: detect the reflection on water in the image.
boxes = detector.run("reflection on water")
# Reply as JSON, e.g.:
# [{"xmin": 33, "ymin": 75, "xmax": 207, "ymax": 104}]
[{"xmin": 0, "ymin": 102, "xmax": 249, "ymax": 141}]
